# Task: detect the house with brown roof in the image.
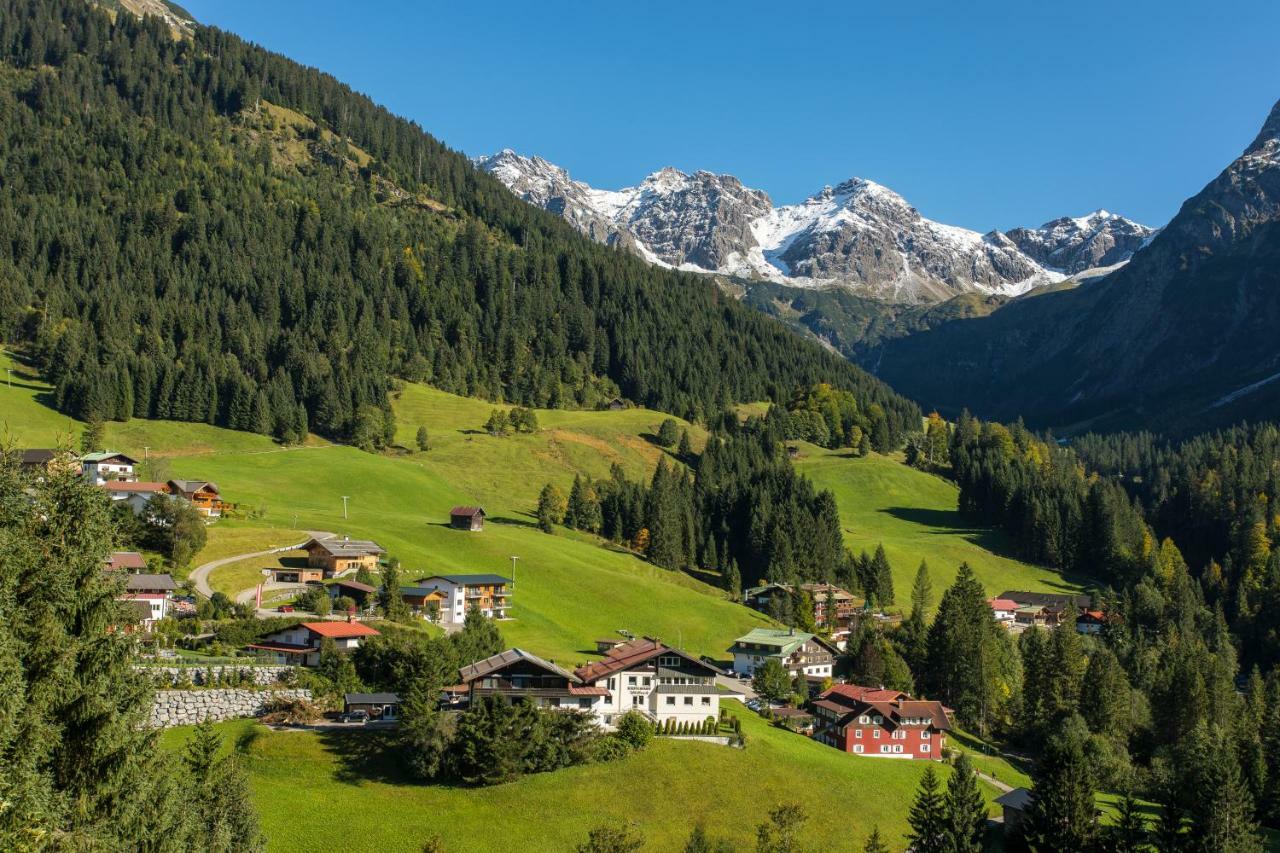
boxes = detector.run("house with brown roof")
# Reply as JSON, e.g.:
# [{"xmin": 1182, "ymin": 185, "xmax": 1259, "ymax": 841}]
[
  {"xmin": 105, "ymin": 551, "xmax": 149, "ymax": 572},
  {"xmin": 743, "ymin": 583, "xmax": 863, "ymax": 638},
  {"xmin": 20, "ymin": 448, "xmax": 78, "ymax": 478},
  {"xmin": 167, "ymin": 480, "xmax": 226, "ymax": 517},
  {"xmin": 247, "ymin": 620, "xmax": 381, "ymax": 667},
  {"xmin": 573, "ymin": 637, "xmax": 724, "ymax": 726},
  {"xmin": 449, "ymin": 506, "xmax": 486, "ymax": 531},
  {"xmin": 117, "ymin": 573, "xmax": 178, "ymax": 630},
  {"xmin": 458, "ymin": 648, "xmax": 608, "ymax": 714},
  {"xmin": 299, "ymin": 536, "xmax": 385, "ymax": 579},
  {"xmin": 328, "ymin": 579, "xmax": 376, "ymax": 608},
  {"xmin": 810, "ymin": 683, "xmax": 951, "ymax": 759}
]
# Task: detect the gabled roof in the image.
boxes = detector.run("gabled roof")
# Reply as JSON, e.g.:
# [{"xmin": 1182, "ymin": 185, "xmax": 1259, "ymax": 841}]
[
  {"xmin": 574, "ymin": 637, "xmax": 723, "ymax": 683},
  {"xmin": 301, "ymin": 621, "xmax": 380, "ymax": 639},
  {"xmin": 1077, "ymin": 609, "xmax": 1107, "ymax": 623},
  {"xmin": 414, "ymin": 573, "xmax": 510, "ymax": 587},
  {"xmin": 988, "ymin": 598, "xmax": 1020, "ymax": 611},
  {"xmin": 458, "ymin": 648, "xmax": 578, "ymax": 684},
  {"xmin": 105, "ymin": 551, "xmax": 148, "ymax": 571},
  {"xmin": 995, "ymin": 788, "xmax": 1033, "ymax": 810},
  {"xmin": 302, "ymin": 537, "xmax": 385, "ymax": 557},
  {"xmin": 123, "ymin": 573, "xmax": 177, "ymax": 592},
  {"xmin": 729, "ymin": 627, "xmax": 838, "ymax": 657},
  {"xmin": 20, "ymin": 448, "xmax": 62, "ymax": 465},
  {"xmin": 399, "ymin": 585, "xmax": 447, "ymax": 598},
  {"xmin": 81, "ymin": 451, "xmax": 138, "ymax": 464},
  {"xmin": 815, "ymin": 684, "xmax": 951, "ymax": 731},
  {"xmin": 169, "ymin": 479, "xmax": 219, "ymax": 494},
  {"xmin": 449, "ymin": 506, "xmax": 486, "ymax": 518},
  {"xmin": 999, "ymin": 590, "xmax": 1092, "ymax": 610}
]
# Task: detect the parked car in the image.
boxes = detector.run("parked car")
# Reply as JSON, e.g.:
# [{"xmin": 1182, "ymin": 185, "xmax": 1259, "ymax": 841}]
[
  {"xmin": 338, "ymin": 710, "xmax": 369, "ymax": 724},
  {"xmin": 277, "ymin": 604, "xmax": 295, "ymax": 613}
]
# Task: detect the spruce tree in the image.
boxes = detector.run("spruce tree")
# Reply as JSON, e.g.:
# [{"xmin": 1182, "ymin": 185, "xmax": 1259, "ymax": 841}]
[
  {"xmin": 906, "ymin": 764, "xmax": 947, "ymax": 853},
  {"xmin": 1107, "ymin": 791, "xmax": 1150, "ymax": 853},
  {"xmin": 415, "ymin": 425, "xmax": 430, "ymax": 451},
  {"xmin": 943, "ymin": 753, "xmax": 987, "ymax": 853},
  {"xmin": 871, "ymin": 544, "xmax": 894, "ymax": 606},
  {"xmin": 379, "ymin": 559, "xmax": 412, "ymax": 622},
  {"xmin": 184, "ymin": 721, "xmax": 265, "ymax": 852},
  {"xmin": 863, "ymin": 827, "xmax": 889, "ymax": 853},
  {"xmin": 1021, "ymin": 717, "xmax": 1099, "ymax": 852}
]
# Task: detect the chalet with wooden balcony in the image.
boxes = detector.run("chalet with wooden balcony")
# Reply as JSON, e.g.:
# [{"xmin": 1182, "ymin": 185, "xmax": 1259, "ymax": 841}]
[
  {"xmin": 458, "ymin": 648, "xmax": 607, "ymax": 713},
  {"xmin": 574, "ymin": 637, "xmax": 724, "ymax": 726},
  {"xmin": 728, "ymin": 627, "xmax": 838, "ymax": 678}
]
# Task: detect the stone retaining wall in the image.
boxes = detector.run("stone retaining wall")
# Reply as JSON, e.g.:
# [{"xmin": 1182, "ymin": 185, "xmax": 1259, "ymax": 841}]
[
  {"xmin": 149, "ymin": 688, "xmax": 312, "ymax": 728},
  {"xmin": 138, "ymin": 664, "xmax": 297, "ymax": 688}
]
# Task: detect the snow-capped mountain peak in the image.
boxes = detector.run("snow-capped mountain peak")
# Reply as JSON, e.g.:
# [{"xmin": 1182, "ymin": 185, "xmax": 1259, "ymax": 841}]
[{"xmin": 477, "ymin": 150, "xmax": 1151, "ymax": 303}]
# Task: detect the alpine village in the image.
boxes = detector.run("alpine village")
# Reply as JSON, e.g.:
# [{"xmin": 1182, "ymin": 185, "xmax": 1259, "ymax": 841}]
[{"xmin": 0, "ymin": 2, "xmax": 1278, "ymax": 852}]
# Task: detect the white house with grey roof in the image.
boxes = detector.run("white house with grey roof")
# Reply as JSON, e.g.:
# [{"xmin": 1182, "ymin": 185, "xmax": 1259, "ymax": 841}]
[{"xmin": 408, "ymin": 573, "xmax": 511, "ymax": 624}]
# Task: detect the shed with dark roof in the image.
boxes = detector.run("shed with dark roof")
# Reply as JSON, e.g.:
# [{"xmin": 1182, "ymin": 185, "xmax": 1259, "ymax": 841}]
[{"xmin": 449, "ymin": 506, "xmax": 486, "ymax": 531}]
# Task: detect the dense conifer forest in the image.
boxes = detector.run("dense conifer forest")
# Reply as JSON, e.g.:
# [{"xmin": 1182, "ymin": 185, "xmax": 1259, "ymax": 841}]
[{"xmin": 0, "ymin": 0, "xmax": 919, "ymax": 443}]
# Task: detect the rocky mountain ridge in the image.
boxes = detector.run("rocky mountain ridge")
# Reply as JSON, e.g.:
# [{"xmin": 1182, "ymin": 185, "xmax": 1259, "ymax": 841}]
[{"xmin": 477, "ymin": 149, "xmax": 1151, "ymax": 304}]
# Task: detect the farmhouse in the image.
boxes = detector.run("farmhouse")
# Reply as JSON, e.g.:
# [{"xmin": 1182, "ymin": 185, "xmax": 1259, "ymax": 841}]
[
  {"xmin": 1000, "ymin": 590, "xmax": 1092, "ymax": 629},
  {"xmin": 988, "ymin": 598, "xmax": 1019, "ymax": 626},
  {"xmin": 119, "ymin": 573, "xmax": 178, "ymax": 630},
  {"xmin": 20, "ymin": 448, "xmax": 78, "ymax": 477},
  {"xmin": 248, "ymin": 620, "xmax": 380, "ymax": 667},
  {"xmin": 299, "ymin": 536, "xmax": 385, "ymax": 578},
  {"xmin": 167, "ymin": 479, "xmax": 226, "ymax": 517},
  {"xmin": 995, "ymin": 788, "xmax": 1032, "ymax": 833},
  {"xmin": 1076, "ymin": 609, "xmax": 1108, "ymax": 635},
  {"xmin": 449, "ymin": 506, "xmax": 486, "ymax": 531},
  {"xmin": 343, "ymin": 692, "xmax": 400, "ymax": 720},
  {"xmin": 408, "ymin": 574, "xmax": 510, "ymax": 624},
  {"xmin": 811, "ymin": 684, "xmax": 951, "ymax": 759},
  {"xmin": 458, "ymin": 648, "xmax": 606, "ymax": 713},
  {"xmin": 728, "ymin": 628, "xmax": 837, "ymax": 678},
  {"xmin": 574, "ymin": 637, "xmax": 724, "ymax": 726},
  {"xmin": 81, "ymin": 451, "xmax": 138, "ymax": 484},
  {"xmin": 743, "ymin": 582, "xmax": 861, "ymax": 637}
]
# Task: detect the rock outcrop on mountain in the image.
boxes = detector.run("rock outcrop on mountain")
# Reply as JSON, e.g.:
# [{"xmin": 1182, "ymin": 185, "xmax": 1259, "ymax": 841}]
[
  {"xmin": 873, "ymin": 98, "xmax": 1280, "ymax": 434},
  {"xmin": 1006, "ymin": 210, "xmax": 1156, "ymax": 274},
  {"xmin": 478, "ymin": 151, "xmax": 1149, "ymax": 304}
]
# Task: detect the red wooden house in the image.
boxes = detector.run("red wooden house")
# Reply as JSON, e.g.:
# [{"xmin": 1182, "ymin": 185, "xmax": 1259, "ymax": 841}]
[{"xmin": 811, "ymin": 684, "xmax": 951, "ymax": 759}]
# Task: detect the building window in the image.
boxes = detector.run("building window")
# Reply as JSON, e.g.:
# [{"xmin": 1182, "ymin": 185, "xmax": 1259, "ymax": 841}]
[
  {"xmin": 880, "ymin": 745, "xmax": 890, "ymax": 754},
  {"xmin": 853, "ymin": 744, "xmax": 864, "ymax": 754},
  {"xmin": 643, "ymin": 677, "xmax": 651, "ymax": 687},
  {"xmin": 628, "ymin": 676, "xmax": 636, "ymax": 686},
  {"xmin": 922, "ymin": 731, "xmax": 931, "ymax": 739},
  {"xmin": 666, "ymin": 696, "xmax": 676, "ymax": 706},
  {"xmin": 632, "ymin": 695, "xmax": 643, "ymax": 706},
  {"xmin": 873, "ymin": 729, "xmax": 880, "ymax": 739},
  {"xmin": 854, "ymin": 729, "xmax": 862, "ymax": 739},
  {"xmin": 701, "ymin": 697, "xmax": 711, "ymax": 706},
  {"xmin": 858, "ymin": 715, "xmax": 869, "ymax": 724},
  {"xmin": 579, "ymin": 698, "xmax": 591, "ymax": 709},
  {"xmin": 921, "ymin": 744, "xmax": 930, "ymax": 752},
  {"xmin": 894, "ymin": 745, "xmax": 904, "ymax": 754},
  {"xmin": 684, "ymin": 697, "xmax": 693, "ymax": 705}
]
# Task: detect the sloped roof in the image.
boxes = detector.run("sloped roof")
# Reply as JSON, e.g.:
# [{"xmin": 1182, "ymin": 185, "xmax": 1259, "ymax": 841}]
[
  {"xmin": 816, "ymin": 683, "xmax": 951, "ymax": 731},
  {"xmin": 344, "ymin": 692, "xmax": 400, "ymax": 705},
  {"xmin": 414, "ymin": 574, "xmax": 510, "ymax": 587},
  {"xmin": 575, "ymin": 637, "xmax": 722, "ymax": 683},
  {"xmin": 169, "ymin": 479, "xmax": 219, "ymax": 494},
  {"xmin": 105, "ymin": 551, "xmax": 148, "ymax": 571},
  {"xmin": 332, "ymin": 579, "xmax": 376, "ymax": 593},
  {"xmin": 729, "ymin": 627, "xmax": 815, "ymax": 656},
  {"xmin": 82, "ymin": 451, "xmax": 138, "ymax": 464},
  {"xmin": 988, "ymin": 598, "xmax": 1021, "ymax": 611},
  {"xmin": 995, "ymin": 788, "xmax": 1033, "ymax": 810},
  {"xmin": 301, "ymin": 621, "xmax": 380, "ymax": 639},
  {"xmin": 1000, "ymin": 590, "xmax": 1092, "ymax": 610},
  {"xmin": 101, "ymin": 481, "xmax": 167, "ymax": 493},
  {"xmin": 449, "ymin": 506, "xmax": 486, "ymax": 517},
  {"xmin": 458, "ymin": 648, "xmax": 578, "ymax": 684},
  {"xmin": 123, "ymin": 573, "xmax": 177, "ymax": 592},
  {"xmin": 303, "ymin": 537, "xmax": 385, "ymax": 557}
]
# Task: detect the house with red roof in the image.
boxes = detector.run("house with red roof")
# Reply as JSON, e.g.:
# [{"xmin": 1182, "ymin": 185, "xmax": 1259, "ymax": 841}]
[
  {"xmin": 988, "ymin": 598, "xmax": 1020, "ymax": 626},
  {"xmin": 811, "ymin": 683, "xmax": 951, "ymax": 759},
  {"xmin": 1075, "ymin": 609, "xmax": 1108, "ymax": 635},
  {"xmin": 247, "ymin": 619, "xmax": 380, "ymax": 667}
]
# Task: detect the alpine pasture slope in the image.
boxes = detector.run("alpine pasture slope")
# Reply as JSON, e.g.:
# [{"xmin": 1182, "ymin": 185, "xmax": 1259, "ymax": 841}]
[{"xmin": 0, "ymin": 350, "xmax": 1075, "ymax": 658}]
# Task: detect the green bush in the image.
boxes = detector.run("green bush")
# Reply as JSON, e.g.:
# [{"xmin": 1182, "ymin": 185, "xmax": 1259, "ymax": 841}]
[
  {"xmin": 594, "ymin": 736, "xmax": 633, "ymax": 763},
  {"xmin": 615, "ymin": 711, "xmax": 654, "ymax": 750}
]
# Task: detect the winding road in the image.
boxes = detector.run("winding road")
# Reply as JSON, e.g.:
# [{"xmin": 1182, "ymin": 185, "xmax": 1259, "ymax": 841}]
[{"xmin": 188, "ymin": 530, "xmax": 333, "ymax": 611}]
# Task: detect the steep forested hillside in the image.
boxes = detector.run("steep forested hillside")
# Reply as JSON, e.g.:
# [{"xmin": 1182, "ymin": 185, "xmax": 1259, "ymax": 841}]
[{"xmin": 0, "ymin": 0, "xmax": 919, "ymax": 443}]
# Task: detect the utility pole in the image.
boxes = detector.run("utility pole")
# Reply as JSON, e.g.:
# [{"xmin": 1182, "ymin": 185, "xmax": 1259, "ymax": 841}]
[
  {"xmin": 341, "ymin": 495, "xmax": 349, "ymax": 520},
  {"xmin": 5, "ymin": 368, "xmax": 10, "ymax": 389},
  {"xmin": 509, "ymin": 555, "xmax": 519, "ymax": 588},
  {"xmin": 143, "ymin": 446, "xmax": 149, "ymax": 462}
]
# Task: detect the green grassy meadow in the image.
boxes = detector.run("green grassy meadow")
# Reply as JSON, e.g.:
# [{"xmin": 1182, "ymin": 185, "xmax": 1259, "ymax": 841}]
[
  {"xmin": 794, "ymin": 445, "xmax": 1081, "ymax": 611},
  {"xmin": 160, "ymin": 704, "xmax": 1004, "ymax": 853}
]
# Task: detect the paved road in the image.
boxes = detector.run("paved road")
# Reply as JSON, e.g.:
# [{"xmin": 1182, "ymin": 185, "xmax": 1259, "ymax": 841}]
[
  {"xmin": 188, "ymin": 530, "xmax": 332, "ymax": 599},
  {"xmin": 716, "ymin": 675, "xmax": 756, "ymax": 700}
]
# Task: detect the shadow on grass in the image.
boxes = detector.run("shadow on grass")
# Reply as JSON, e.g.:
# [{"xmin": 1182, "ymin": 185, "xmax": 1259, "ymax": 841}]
[
  {"xmin": 315, "ymin": 729, "xmax": 415, "ymax": 786},
  {"xmin": 490, "ymin": 514, "xmax": 538, "ymax": 529}
]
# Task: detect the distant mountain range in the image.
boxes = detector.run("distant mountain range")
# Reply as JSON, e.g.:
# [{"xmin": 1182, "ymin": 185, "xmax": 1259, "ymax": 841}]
[
  {"xmin": 873, "ymin": 98, "xmax": 1280, "ymax": 434},
  {"xmin": 478, "ymin": 150, "xmax": 1154, "ymax": 304}
]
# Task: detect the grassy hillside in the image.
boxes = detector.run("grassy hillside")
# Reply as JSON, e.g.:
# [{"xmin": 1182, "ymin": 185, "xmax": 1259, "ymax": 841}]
[
  {"xmin": 793, "ymin": 445, "xmax": 1080, "ymax": 609},
  {"xmin": 160, "ymin": 706, "xmax": 1003, "ymax": 853}
]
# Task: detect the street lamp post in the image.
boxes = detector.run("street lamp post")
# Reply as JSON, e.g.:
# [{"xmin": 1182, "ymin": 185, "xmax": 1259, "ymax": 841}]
[
  {"xmin": 509, "ymin": 555, "xmax": 519, "ymax": 588},
  {"xmin": 341, "ymin": 495, "xmax": 349, "ymax": 520}
]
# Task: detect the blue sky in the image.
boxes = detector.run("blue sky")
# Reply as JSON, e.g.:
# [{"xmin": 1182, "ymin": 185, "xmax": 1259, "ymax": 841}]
[{"xmin": 180, "ymin": 0, "xmax": 1279, "ymax": 231}]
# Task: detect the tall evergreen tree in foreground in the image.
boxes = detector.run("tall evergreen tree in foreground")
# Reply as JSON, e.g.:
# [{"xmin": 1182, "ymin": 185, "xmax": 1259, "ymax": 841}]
[
  {"xmin": 1021, "ymin": 717, "xmax": 1098, "ymax": 852},
  {"xmin": 944, "ymin": 753, "xmax": 987, "ymax": 853},
  {"xmin": 0, "ymin": 451, "xmax": 262, "ymax": 849},
  {"xmin": 906, "ymin": 764, "xmax": 947, "ymax": 853}
]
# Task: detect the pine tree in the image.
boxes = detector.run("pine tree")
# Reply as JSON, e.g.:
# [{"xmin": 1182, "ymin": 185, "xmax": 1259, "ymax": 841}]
[
  {"xmin": 906, "ymin": 764, "xmax": 947, "ymax": 853},
  {"xmin": 184, "ymin": 721, "xmax": 265, "ymax": 852},
  {"xmin": 862, "ymin": 827, "xmax": 889, "ymax": 853},
  {"xmin": 1107, "ymin": 791, "xmax": 1150, "ymax": 852},
  {"xmin": 871, "ymin": 544, "xmax": 894, "ymax": 606},
  {"xmin": 944, "ymin": 753, "xmax": 986, "ymax": 853},
  {"xmin": 536, "ymin": 483, "xmax": 567, "ymax": 533},
  {"xmin": 379, "ymin": 559, "xmax": 411, "ymax": 622},
  {"xmin": 1184, "ymin": 728, "xmax": 1263, "ymax": 853},
  {"xmin": 80, "ymin": 415, "xmax": 105, "ymax": 453},
  {"xmin": 415, "ymin": 425, "xmax": 430, "ymax": 451},
  {"xmin": 677, "ymin": 429, "xmax": 693, "ymax": 461}
]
